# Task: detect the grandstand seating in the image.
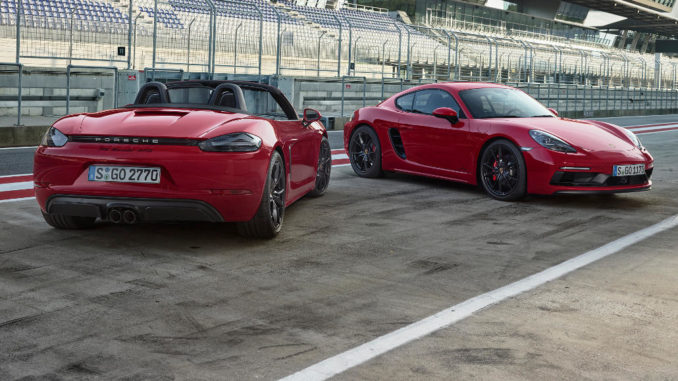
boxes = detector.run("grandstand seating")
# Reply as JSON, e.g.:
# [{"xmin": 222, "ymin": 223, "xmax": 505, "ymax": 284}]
[
  {"xmin": 0, "ymin": 0, "xmax": 128, "ymax": 24},
  {"xmin": 1, "ymin": 0, "xmax": 675, "ymax": 89}
]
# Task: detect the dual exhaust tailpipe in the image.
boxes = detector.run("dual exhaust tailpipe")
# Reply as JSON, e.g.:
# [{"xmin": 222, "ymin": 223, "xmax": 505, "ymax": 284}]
[{"xmin": 108, "ymin": 208, "xmax": 138, "ymax": 225}]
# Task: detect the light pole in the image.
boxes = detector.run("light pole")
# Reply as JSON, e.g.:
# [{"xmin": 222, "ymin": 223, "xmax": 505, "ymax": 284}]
[
  {"xmin": 381, "ymin": 40, "xmax": 388, "ymax": 79},
  {"xmin": 126, "ymin": 0, "xmax": 133, "ymax": 69},
  {"xmin": 433, "ymin": 44, "xmax": 442, "ymax": 81},
  {"xmin": 132, "ymin": 12, "xmax": 145, "ymax": 70},
  {"xmin": 234, "ymin": 21, "xmax": 242, "ymax": 75},
  {"xmin": 317, "ymin": 30, "xmax": 327, "ymax": 77},
  {"xmin": 353, "ymin": 36, "xmax": 361, "ymax": 76},
  {"xmin": 187, "ymin": 17, "xmax": 195, "ymax": 75}
]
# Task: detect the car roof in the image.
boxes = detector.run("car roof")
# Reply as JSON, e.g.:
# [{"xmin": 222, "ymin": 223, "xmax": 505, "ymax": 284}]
[{"xmin": 410, "ymin": 82, "xmax": 514, "ymax": 92}]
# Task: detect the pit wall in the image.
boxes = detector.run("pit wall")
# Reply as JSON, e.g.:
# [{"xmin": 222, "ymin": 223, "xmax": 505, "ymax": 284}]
[
  {"xmin": 289, "ymin": 78, "xmax": 678, "ymax": 127},
  {"xmin": 2, "ymin": 70, "xmax": 678, "ymax": 146}
]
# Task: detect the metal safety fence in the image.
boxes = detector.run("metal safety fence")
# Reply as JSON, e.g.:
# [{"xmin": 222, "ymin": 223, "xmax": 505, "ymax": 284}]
[
  {"xmin": 3, "ymin": 0, "xmax": 677, "ymax": 86},
  {"xmin": 3, "ymin": 0, "xmax": 678, "ymax": 126}
]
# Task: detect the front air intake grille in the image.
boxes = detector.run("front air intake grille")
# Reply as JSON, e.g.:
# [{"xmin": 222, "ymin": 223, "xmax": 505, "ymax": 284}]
[{"xmin": 551, "ymin": 170, "xmax": 650, "ymax": 187}]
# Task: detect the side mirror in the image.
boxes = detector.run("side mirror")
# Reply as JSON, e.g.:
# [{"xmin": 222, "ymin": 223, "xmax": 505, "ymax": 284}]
[
  {"xmin": 548, "ymin": 108, "xmax": 559, "ymax": 117},
  {"xmin": 432, "ymin": 107, "xmax": 459, "ymax": 124},
  {"xmin": 303, "ymin": 108, "xmax": 321, "ymax": 127}
]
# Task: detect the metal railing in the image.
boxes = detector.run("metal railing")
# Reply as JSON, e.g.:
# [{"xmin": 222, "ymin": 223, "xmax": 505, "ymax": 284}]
[
  {"xmin": 5, "ymin": 0, "xmax": 677, "ymax": 86},
  {"xmin": 3, "ymin": 0, "xmax": 678, "ymax": 125}
]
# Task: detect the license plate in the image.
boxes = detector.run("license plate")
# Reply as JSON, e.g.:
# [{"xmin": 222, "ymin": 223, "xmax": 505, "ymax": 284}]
[
  {"xmin": 612, "ymin": 164, "xmax": 645, "ymax": 177},
  {"xmin": 88, "ymin": 166, "xmax": 161, "ymax": 184}
]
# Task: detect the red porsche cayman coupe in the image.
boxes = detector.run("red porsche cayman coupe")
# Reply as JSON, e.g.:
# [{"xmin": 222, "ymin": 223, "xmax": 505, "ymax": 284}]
[
  {"xmin": 34, "ymin": 80, "xmax": 331, "ymax": 238},
  {"xmin": 344, "ymin": 82, "xmax": 654, "ymax": 200}
]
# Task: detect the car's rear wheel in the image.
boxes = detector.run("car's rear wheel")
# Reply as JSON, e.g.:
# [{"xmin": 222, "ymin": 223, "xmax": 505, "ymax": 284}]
[
  {"xmin": 479, "ymin": 139, "xmax": 527, "ymax": 201},
  {"xmin": 237, "ymin": 151, "xmax": 286, "ymax": 238},
  {"xmin": 348, "ymin": 125, "xmax": 382, "ymax": 178},
  {"xmin": 308, "ymin": 137, "xmax": 331, "ymax": 197},
  {"xmin": 41, "ymin": 211, "xmax": 96, "ymax": 229}
]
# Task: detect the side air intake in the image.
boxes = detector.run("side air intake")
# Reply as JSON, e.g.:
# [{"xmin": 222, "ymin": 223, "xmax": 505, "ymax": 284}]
[{"xmin": 388, "ymin": 128, "xmax": 406, "ymax": 159}]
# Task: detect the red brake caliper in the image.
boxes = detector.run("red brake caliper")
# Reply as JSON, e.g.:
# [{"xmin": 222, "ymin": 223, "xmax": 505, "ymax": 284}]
[{"xmin": 492, "ymin": 160, "xmax": 497, "ymax": 182}]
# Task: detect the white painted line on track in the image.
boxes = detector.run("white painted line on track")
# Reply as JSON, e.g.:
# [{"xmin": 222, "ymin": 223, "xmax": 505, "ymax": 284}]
[
  {"xmin": 628, "ymin": 124, "xmax": 678, "ymax": 132},
  {"xmin": 636, "ymin": 129, "xmax": 678, "ymax": 135},
  {"xmin": 0, "ymin": 145, "xmax": 37, "ymax": 150},
  {"xmin": 0, "ymin": 173, "xmax": 32, "ymax": 179},
  {"xmin": 0, "ymin": 197, "xmax": 34, "ymax": 204},
  {"xmin": 332, "ymin": 164, "xmax": 351, "ymax": 168},
  {"xmin": 332, "ymin": 153, "xmax": 348, "ymax": 160},
  {"xmin": 280, "ymin": 214, "xmax": 678, "ymax": 381},
  {"xmin": 0, "ymin": 181, "xmax": 33, "ymax": 192}
]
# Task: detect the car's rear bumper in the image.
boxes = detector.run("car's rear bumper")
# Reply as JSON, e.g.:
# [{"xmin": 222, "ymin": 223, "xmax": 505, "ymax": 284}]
[
  {"xmin": 46, "ymin": 195, "xmax": 224, "ymax": 223},
  {"xmin": 34, "ymin": 144, "xmax": 271, "ymax": 222}
]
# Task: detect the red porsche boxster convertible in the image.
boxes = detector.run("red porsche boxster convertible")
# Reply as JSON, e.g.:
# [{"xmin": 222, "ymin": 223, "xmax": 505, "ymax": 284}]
[
  {"xmin": 344, "ymin": 82, "xmax": 654, "ymax": 200},
  {"xmin": 34, "ymin": 80, "xmax": 331, "ymax": 238}
]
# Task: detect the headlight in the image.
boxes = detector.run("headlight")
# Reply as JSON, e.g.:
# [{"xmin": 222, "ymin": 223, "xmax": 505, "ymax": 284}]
[
  {"xmin": 41, "ymin": 127, "xmax": 69, "ymax": 147},
  {"xmin": 621, "ymin": 128, "xmax": 643, "ymax": 149},
  {"xmin": 198, "ymin": 132, "xmax": 262, "ymax": 152},
  {"xmin": 529, "ymin": 130, "xmax": 576, "ymax": 153}
]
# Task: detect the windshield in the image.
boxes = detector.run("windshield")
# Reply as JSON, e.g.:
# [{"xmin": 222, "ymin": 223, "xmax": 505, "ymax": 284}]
[
  {"xmin": 458, "ymin": 88, "xmax": 552, "ymax": 119},
  {"xmin": 168, "ymin": 87, "xmax": 212, "ymax": 104}
]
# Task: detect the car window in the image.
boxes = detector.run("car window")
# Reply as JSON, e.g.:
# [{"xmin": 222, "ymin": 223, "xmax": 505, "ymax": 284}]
[
  {"xmin": 412, "ymin": 89, "xmax": 461, "ymax": 115},
  {"xmin": 459, "ymin": 87, "xmax": 551, "ymax": 118},
  {"xmin": 168, "ymin": 87, "xmax": 212, "ymax": 104},
  {"xmin": 242, "ymin": 88, "xmax": 289, "ymax": 120},
  {"xmin": 395, "ymin": 92, "xmax": 415, "ymax": 112}
]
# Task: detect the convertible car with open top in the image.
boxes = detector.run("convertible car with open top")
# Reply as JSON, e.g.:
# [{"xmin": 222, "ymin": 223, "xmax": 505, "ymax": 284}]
[
  {"xmin": 344, "ymin": 82, "xmax": 654, "ymax": 200},
  {"xmin": 34, "ymin": 80, "xmax": 331, "ymax": 238}
]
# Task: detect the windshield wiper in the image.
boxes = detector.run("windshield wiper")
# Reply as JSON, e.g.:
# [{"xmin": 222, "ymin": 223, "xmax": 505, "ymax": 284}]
[
  {"xmin": 530, "ymin": 114, "xmax": 554, "ymax": 118},
  {"xmin": 485, "ymin": 115, "xmax": 521, "ymax": 118}
]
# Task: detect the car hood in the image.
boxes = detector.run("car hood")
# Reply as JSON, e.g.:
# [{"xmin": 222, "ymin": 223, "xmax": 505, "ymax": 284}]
[
  {"xmin": 60, "ymin": 108, "xmax": 250, "ymax": 139},
  {"xmin": 496, "ymin": 117, "xmax": 636, "ymax": 152}
]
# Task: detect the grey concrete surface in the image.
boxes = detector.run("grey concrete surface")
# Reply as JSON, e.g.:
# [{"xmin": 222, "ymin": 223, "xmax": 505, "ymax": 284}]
[
  {"xmin": 339, "ymin": 227, "xmax": 678, "ymax": 380},
  {"xmin": 595, "ymin": 113, "xmax": 678, "ymax": 127},
  {"xmin": 0, "ymin": 120, "xmax": 677, "ymax": 380},
  {"xmin": 0, "ymin": 146, "xmax": 35, "ymax": 176}
]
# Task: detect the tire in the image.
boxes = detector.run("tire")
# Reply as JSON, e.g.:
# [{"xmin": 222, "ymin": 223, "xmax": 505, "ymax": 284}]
[
  {"xmin": 478, "ymin": 139, "xmax": 527, "ymax": 201},
  {"xmin": 348, "ymin": 125, "xmax": 383, "ymax": 178},
  {"xmin": 307, "ymin": 137, "xmax": 331, "ymax": 197},
  {"xmin": 237, "ymin": 151, "xmax": 286, "ymax": 238},
  {"xmin": 41, "ymin": 210, "xmax": 96, "ymax": 229}
]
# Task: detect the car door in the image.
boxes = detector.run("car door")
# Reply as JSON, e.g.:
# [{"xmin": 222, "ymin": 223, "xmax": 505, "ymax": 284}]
[
  {"xmin": 396, "ymin": 89, "xmax": 471, "ymax": 175},
  {"xmin": 276, "ymin": 120, "xmax": 319, "ymax": 196}
]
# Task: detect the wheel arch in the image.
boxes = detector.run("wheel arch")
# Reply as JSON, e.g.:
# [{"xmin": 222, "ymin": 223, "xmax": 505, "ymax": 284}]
[
  {"xmin": 475, "ymin": 135, "xmax": 527, "ymax": 187},
  {"xmin": 349, "ymin": 121, "xmax": 382, "ymax": 152}
]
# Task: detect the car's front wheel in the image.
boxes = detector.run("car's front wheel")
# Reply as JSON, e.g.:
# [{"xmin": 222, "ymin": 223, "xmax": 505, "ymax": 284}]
[
  {"xmin": 479, "ymin": 139, "xmax": 527, "ymax": 201},
  {"xmin": 237, "ymin": 151, "xmax": 286, "ymax": 238},
  {"xmin": 348, "ymin": 125, "xmax": 382, "ymax": 178},
  {"xmin": 41, "ymin": 211, "xmax": 96, "ymax": 229},
  {"xmin": 307, "ymin": 137, "xmax": 331, "ymax": 197}
]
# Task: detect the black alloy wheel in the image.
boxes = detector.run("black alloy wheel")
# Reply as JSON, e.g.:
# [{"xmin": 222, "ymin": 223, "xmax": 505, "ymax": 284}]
[
  {"xmin": 237, "ymin": 151, "xmax": 286, "ymax": 238},
  {"xmin": 479, "ymin": 139, "xmax": 527, "ymax": 201},
  {"xmin": 268, "ymin": 157, "xmax": 285, "ymax": 229},
  {"xmin": 348, "ymin": 125, "xmax": 382, "ymax": 178},
  {"xmin": 308, "ymin": 137, "xmax": 331, "ymax": 197}
]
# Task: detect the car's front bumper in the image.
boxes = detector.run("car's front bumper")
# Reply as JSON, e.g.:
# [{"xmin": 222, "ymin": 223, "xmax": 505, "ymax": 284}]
[{"xmin": 522, "ymin": 146, "xmax": 654, "ymax": 195}]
